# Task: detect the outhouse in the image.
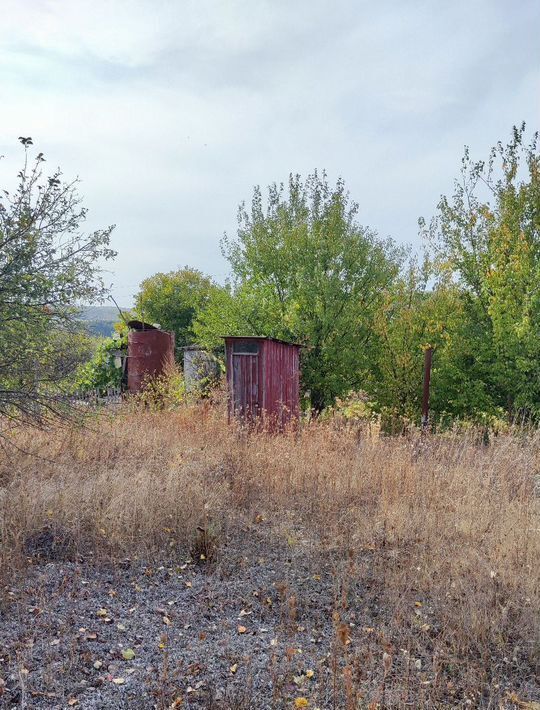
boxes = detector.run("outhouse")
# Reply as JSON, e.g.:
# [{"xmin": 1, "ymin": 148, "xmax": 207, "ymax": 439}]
[{"xmin": 224, "ymin": 336, "xmax": 301, "ymax": 430}]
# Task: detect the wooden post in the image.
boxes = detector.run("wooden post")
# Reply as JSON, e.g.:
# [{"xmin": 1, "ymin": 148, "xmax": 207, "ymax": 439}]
[{"xmin": 421, "ymin": 347, "xmax": 433, "ymax": 431}]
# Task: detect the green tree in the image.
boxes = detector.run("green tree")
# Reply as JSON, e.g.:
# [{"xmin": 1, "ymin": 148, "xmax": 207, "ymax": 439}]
[
  {"xmin": 0, "ymin": 137, "xmax": 116, "ymax": 426},
  {"xmin": 422, "ymin": 123, "xmax": 540, "ymax": 419},
  {"xmin": 135, "ymin": 267, "xmax": 218, "ymax": 352},
  {"xmin": 196, "ymin": 171, "xmax": 404, "ymax": 410},
  {"xmin": 370, "ymin": 260, "xmax": 463, "ymax": 420}
]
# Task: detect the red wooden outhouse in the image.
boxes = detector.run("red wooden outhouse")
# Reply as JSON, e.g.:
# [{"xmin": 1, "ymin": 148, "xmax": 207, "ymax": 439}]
[{"xmin": 224, "ymin": 336, "xmax": 301, "ymax": 430}]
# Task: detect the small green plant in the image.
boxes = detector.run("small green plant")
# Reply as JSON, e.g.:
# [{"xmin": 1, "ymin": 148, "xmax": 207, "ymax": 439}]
[
  {"xmin": 74, "ymin": 333, "xmax": 127, "ymax": 394},
  {"xmin": 131, "ymin": 365, "xmax": 187, "ymax": 411}
]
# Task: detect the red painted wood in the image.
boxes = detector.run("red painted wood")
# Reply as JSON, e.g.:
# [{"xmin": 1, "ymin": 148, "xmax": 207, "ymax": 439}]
[{"xmin": 224, "ymin": 337, "xmax": 300, "ymax": 430}]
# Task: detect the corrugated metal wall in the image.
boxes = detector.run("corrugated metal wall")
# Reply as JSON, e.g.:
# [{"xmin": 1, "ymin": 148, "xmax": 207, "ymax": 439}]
[{"xmin": 127, "ymin": 329, "xmax": 175, "ymax": 393}]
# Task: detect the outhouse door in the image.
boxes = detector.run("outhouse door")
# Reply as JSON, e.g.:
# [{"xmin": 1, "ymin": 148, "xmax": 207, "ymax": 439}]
[{"xmin": 232, "ymin": 340, "xmax": 261, "ymax": 420}]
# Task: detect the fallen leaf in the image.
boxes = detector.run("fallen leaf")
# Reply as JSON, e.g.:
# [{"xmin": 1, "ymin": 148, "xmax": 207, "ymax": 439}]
[
  {"xmin": 305, "ymin": 669, "xmax": 314, "ymax": 679},
  {"xmin": 93, "ymin": 660, "xmax": 103, "ymax": 670},
  {"xmin": 122, "ymin": 648, "xmax": 135, "ymax": 661},
  {"xmin": 67, "ymin": 699, "xmax": 78, "ymax": 706},
  {"xmin": 112, "ymin": 677, "xmax": 125, "ymax": 685},
  {"xmin": 237, "ymin": 625, "xmax": 247, "ymax": 634},
  {"xmin": 295, "ymin": 699, "xmax": 309, "ymax": 708},
  {"xmin": 230, "ymin": 663, "xmax": 238, "ymax": 674},
  {"xmin": 97, "ymin": 608, "xmax": 108, "ymax": 618},
  {"xmin": 163, "ymin": 616, "xmax": 171, "ymax": 626}
]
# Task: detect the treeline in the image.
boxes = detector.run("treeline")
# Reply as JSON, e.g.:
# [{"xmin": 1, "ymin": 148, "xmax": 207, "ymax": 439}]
[
  {"xmin": 2, "ymin": 127, "xmax": 538, "ymax": 429},
  {"xmin": 134, "ymin": 124, "xmax": 540, "ymax": 424}
]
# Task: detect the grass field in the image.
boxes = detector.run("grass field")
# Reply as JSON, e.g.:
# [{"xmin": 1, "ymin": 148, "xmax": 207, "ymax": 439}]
[{"xmin": 0, "ymin": 404, "xmax": 538, "ymax": 708}]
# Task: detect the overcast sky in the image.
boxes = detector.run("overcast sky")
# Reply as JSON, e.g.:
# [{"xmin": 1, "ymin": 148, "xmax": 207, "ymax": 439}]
[{"xmin": 1, "ymin": 0, "xmax": 538, "ymax": 306}]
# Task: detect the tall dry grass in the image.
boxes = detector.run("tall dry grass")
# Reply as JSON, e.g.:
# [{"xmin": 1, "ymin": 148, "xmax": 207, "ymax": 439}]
[{"xmin": 1, "ymin": 403, "xmax": 538, "ymax": 703}]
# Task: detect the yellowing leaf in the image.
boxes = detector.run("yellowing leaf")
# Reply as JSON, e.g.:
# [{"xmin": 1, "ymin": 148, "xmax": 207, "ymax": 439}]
[
  {"xmin": 295, "ymin": 699, "xmax": 309, "ymax": 708},
  {"xmin": 305, "ymin": 669, "xmax": 314, "ymax": 679},
  {"xmin": 96, "ymin": 608, "xmax": 108, "ymax": 617},
  {"xmin": 122, "ymin": 648, "xmax": 135, "ymax": 661},
  {"xmin": 230, "ymin": 663, "xmax": 238, "ymax": 674}
]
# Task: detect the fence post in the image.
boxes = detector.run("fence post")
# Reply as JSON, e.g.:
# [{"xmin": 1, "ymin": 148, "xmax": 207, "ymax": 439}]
[{"xmin": 421, "ymin": 347, "xmax": 433, "ymax": 431}]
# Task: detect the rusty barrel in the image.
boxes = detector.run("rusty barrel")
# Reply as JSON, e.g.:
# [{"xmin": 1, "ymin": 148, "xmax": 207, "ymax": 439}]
[{"xmin": 127, "ymin": 329, "xmax": 175, "ymax": 393}]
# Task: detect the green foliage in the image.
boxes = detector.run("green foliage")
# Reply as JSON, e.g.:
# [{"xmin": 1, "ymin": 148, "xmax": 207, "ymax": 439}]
[
  {"xmin": 135, "ymin": 267, "xmax": 219, "ymax": 352},
  {"xmin": 74, "ymin": 335, "xmax": 126, "ymax": 394},
  {"xmin": 421, "ymin": 123, "xmax": 540, "ymax": 420},
  {"xmin": 130, "ymin": 366, "xmax": 187, "ymax": 411},
  {"xmin": 0, "ymin": 138, "xmax": 115, "ymax": 425},
  {"xmin": 195, "ymin": 171, "xmax": 404, "ymax": 410}
]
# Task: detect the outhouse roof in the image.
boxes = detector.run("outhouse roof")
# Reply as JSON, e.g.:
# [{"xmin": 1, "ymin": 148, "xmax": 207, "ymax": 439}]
[{"xmin": 223, "ymin": 335, "xmax": 301, "ymax": 347}]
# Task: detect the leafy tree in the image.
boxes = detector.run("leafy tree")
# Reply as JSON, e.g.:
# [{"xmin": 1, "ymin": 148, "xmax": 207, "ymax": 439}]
[
  {"xmin": 75, "ymin": 334, "xmax": 127, "ymax": 394},
  {"xmin": 135, "ymin": 267, "xmax": 219, "ymax": 352},
  {"xmin": 0, "ymin": 137, "xmax": 116, "ymax": 427},
  {"xmin": 370, "ymin": 260, "xmax": 463, "ymax": 420},
  {"xmin": 196, "ymin": 171, "xmax": 404, "ymax": 410},
  {"xmin": 422, "ymin": 123, "xmax": 540, "ymax": 419}
]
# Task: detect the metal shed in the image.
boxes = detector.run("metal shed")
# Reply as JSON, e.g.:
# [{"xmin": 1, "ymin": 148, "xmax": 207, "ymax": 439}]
[
  {"xmin": 224, "ymin": 336, "xmax": 301, "ymax": 430},
  {"xmin": 127, "ymin": 321, "xmax": 175, "ymax": 393}
]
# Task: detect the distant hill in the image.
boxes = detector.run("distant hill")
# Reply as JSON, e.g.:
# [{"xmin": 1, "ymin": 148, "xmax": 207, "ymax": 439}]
[{"xmin": 78, "ymin": 305, "xmax": 130, "ymax": 338}]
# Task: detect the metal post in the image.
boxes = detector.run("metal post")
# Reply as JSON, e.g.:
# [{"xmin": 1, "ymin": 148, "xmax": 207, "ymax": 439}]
[{"xmin": 421, "ymin": 347, "xmax": 433, "ymax": 431}]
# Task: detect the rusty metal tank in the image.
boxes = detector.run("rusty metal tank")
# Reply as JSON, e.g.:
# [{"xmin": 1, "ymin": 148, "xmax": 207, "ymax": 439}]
[{"xmin": 127, "ymin": 321, "xmax": 175, "ymax": 393}]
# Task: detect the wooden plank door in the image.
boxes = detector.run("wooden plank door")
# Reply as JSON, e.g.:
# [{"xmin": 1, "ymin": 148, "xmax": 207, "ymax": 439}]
[{"xmin": 232, "ymin": 351, "xmax": 260, "ymax": 421}]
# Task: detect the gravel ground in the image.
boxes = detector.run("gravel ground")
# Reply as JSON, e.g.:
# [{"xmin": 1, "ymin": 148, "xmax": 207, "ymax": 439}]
[
  {"xmin": 1, "ymin": 534, "xmax": 373, "ymax": 710},
  {"xmin": 1, "ymin": 532, "xmax": 538, "ymax": 709}
]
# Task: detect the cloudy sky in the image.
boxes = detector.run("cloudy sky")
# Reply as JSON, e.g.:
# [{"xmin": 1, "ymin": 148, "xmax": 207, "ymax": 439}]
[{"xmin": 1, "ymin": 0, "xmax": 538, "ymax": 306}]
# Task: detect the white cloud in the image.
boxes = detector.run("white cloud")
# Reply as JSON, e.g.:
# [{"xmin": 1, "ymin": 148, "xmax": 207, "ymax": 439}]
[{"xmin": 1, "ymin": 0, "xmax": 538, "ymax": 305}]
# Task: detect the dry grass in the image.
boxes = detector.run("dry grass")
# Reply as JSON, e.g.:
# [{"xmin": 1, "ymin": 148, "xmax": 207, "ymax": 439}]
[{"xmin": 1, "ymin": 403, "xmax": 539, "ymax": 706}]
